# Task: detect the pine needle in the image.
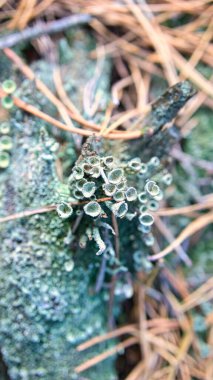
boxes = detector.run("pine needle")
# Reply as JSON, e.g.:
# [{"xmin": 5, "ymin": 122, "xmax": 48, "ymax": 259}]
[
  {"xmin": 75, "ymin": 336, "xmax": 138, "ymax": 373},
  {"xmin": 148, "ymin": 211, "xmax": 213, "ymax": 261}
]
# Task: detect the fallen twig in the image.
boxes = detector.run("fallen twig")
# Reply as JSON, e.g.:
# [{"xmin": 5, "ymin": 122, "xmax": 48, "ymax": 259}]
[{"xmin": 0, "ymin": 14, "xmax": 92, "ymax": 49}]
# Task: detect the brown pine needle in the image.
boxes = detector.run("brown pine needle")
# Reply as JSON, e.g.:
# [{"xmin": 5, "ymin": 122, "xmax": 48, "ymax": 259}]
[
  {"xmin": 53, "ymin": 66, "xmax": 81, "ymax": 116},
  {"xmin": 99, "ymin": 102, "xmax": 115, "ymax": 135},
  {"xmin": 167, "ymin": 330, "xmax": 193, "ymax": 380},
  {"xmin": 186, "ymin": 19, "xmax": 213, "ymax": 70},
  {"xmin": 157, "ymin": 196, "xmax": 213, "ymax": 216},
  {"xmin": 148, "ymin": 211, "xmax": 213, "ymax": 261},
  {"xmin": 145, "ymin": 332, "xmax": 177, "ymax": 355},
  {"xmin": 33, "ymin": 0, "xmax": 55, "ymax": 17},
  {"xmin": 129, "ymin": 62, "xmax": 147, "ymax": 109},
  {"xmin": 153, "ymin": 347, "xmax": 177, "ymax": 367},
  {"xmin": 3, "ymin": 48, "xmax": 74, "ymax": 128},
  {"xmin": 154, "ymin": 214, "xmax": 192, "ymax": 266},
  {"xmin": 1, "ymin": 3, "xmax": 213, "ymax": 380},
  {"xmin": 0, "ymin": 90, "xmax": 93, "ymax": 137},
  {"xmin": 181, "ymin": 278, "xmax": 213, "ymax": 312},
  {"xmin": 148, "ymin": 325, "xmax": 178, "ymax": 336},
  {"xmin": 75, "ymin": 336, "xmax": 138, "ymax": 373},
  {"xmin": 172, "ymin": 47, "xmax": 213, "ymax": 98},
  {"xmin": 0, "ymin": 89, "xmax": 142, "ymax": 140},
  {"xmin": 146, "ymin": 318, "xmax": 179, "ymax": 329},
  {"xmin": 2, "ymin": 48, "xmax": 102, "ymax": 133},
  {"xmin": 125, "ymin": 361, "xmax": 145, "ymax": 380},
  {"xmin": 163, "ymin": 268, "xmax": 189, "ymax": 299},
  {"xmin": 77, "ymin": 324, "xmax": 137, "ymax": 352},
  {"xmin": 0, "ymin": 205, "xmax": 56, "ymax": 223},
  {"xmin": 150, "ymin": 367, "xmax": 170, "ymax": 380},
  {"xmin": 138, "ymin": 286, "xmax": 150, "ymax": 361},
  {"xmin": 111, "ymin": 75, "xmax": 133, "ymax": 105},
  {"xmin": 8, "ymin": 0, "xmax": 36, "ymax": 30},
  {"xmin": 0, "ymin": 197, "xmax": 112, "ymax": 224},
  {"xmin": 103, "ymin": 107, "xmax": 150, "ymax": 135},
  {"xmin": 125, "ymin": 0, "xmax": 178, "ymax": 85}
]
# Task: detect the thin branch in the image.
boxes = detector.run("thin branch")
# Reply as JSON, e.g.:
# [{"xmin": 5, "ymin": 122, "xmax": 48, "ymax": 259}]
[{"xmin": 0, "ymin": 14, "xmax": 92, "ymax": 49}]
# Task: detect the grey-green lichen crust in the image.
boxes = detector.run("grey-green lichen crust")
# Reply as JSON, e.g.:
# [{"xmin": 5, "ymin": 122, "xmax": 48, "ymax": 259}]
[
  {"xmin": 0, "ymin": 119, "xmax": 115, "ymax": 380},
  {"xmin": 0, "ymin": 30, "xmax": 116, "ymax": 380},
  {"xmin": 0, "ymin": 27, "xmax": 195, "ymax": 380}
]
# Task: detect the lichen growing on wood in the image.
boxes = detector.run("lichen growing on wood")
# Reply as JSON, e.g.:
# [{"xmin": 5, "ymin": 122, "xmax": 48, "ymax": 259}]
[
  {"xmin": 0, "ymin": 28, "xmax": 196, "ymax": 380},
  {"xmin": 0, "ymin": 31, "xmax": 116, "ymax": 380}
]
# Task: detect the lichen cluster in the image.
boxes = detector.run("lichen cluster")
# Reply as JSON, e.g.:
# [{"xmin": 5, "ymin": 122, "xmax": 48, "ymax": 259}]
[
  {"xmin": 57, "ymin": 136, "xmax": 172, "ymax": 256},
  {"xmin": 0, "ymin": 31, "xmax": 116, "ymax": 380},
  {"xmin": 0, "ymin": 121, "xmax": 116, "ymax": 380},
  {"xmin": 0, "ymin": 121, "xmax": 12, "ymax": 169},
  {"xmin": 1, "ymin": 79, "xmax": 16, "ymax": 109},
  {"xmin": 0, "ymin": 27, "xmax": 195, "ymax": 380}
]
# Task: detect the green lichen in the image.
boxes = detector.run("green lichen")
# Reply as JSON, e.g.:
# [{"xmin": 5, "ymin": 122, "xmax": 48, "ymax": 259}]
[
  {"xmin": 64, "ymin": 135, "xmax": 172, "ymax": 255},
  {"xmin": 0, "ymin": 119, "xmax": 116, "ymax": 380},
  {"xmin": 0, "ymin": 27, "xmax": 195, "ymax": 380},
  {"xmin": 0, "ymin": 29, "xmax": 116, "ymax": 380},
  {"xmin": 2, "ymin": 79, "xmax": 17, "ymax": 94}
]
